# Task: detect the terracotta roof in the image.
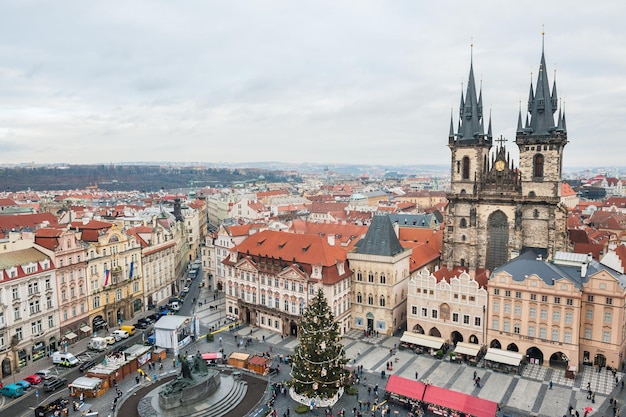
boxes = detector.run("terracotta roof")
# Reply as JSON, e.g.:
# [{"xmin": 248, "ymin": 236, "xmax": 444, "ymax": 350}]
[
  {"xmin": 0, "ymin": 198, "xmax": 18, "ymax": 207},
  {"xmin": 573, "ymin": 243, "xmax": 605, "ymax": 260},
  {"xmin": 561, "ymin": 183, "xmax": 577, "ymax": 197},
  {"xmin": 70, "ymin": 220, "xmax": 113, "ymax": 230},
  {"xmin": 0, "ymin": 213, "xmax": 58, "ymax": 231},
  {"xmin": 432, "ymin": 266, "xmax": 489, "ymax": 289}
]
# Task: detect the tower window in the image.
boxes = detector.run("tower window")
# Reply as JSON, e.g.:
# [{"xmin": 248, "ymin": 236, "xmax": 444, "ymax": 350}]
[
  {"xmin": 462, "ymin": 156, "xmax": 470, "ymax": 179},
  {"xmin": 460, "ymin": 218, "xmax": 467, "ymax": 228},
  {"xmin": 533, "ymin": 154, "xmax": 544, "ymax": 178},
  {"xmin": 456, "ymin": 161, "xmax": 460, "ymax": 174},
  {"xmin": 534, "ymin": 209, "xmax": 539, "ymax": 218}
]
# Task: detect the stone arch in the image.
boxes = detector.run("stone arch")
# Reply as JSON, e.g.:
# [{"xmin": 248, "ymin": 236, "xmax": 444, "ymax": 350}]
[
  {"xmin": 412, "ymin": 324, "xmax": 425, "ymax": 334},
  {"xmin": 490, "ymin": 339, "xmax": 502, "ymax": 349},
  {"xmin": 429, "ymin": 327, "xmax": 442, "ymax": 337},
  {"xmin": 468, "ymin": 334, "xmax": 479, "ymax": 344},
  {"xmin": 549, "ymin": 351, "xmax": 569, "ymax": 368},
  {"xmin": 451, "ymin": 331, "xmax": 463, "ymax": 344},
  {"xmin": 526, "ymin": 346, "xmax": 544, "ymax": 365},
  {"xmin": 506, "ymin": 343, "xmax": 519, "ymax": 352}
]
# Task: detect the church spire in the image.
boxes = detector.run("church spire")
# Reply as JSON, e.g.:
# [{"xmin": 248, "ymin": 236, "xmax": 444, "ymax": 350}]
[
  {"xmin": 526, "ymin": 31, "xmax": 558, "ymax": 135},
  {"xmin": 454, "ymin": 42, "xmax": 488, "ymax": 143}
]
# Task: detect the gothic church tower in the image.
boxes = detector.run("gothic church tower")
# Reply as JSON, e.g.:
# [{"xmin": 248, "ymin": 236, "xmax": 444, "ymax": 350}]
[{"xmin": 443, "ymin": 39, "xmax": 569, "ymax": 273}]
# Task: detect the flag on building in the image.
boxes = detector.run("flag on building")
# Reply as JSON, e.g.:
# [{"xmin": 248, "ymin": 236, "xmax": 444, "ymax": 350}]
[
  {"xmin": 103, "ymin": 269, "xmax": 110, "ymax": 287},
  {"xmin": 129, "ymin": 261, "xmax": 134, "ymax": 278}
]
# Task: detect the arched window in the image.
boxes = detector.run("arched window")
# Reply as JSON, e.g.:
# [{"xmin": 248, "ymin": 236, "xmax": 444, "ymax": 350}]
[
  {"xmin": 460, "ymin": 218, "xmax": 467, "ymax": 228},
  {"xmin": 356, "ymin": 272, "xmax": 362, "ymax": 282},
  {"xmin": 367, "ymin": 294, "xmax": 374, "ymax": 305},
  {"xmin": 368, "ymin": 273, "xmax": 374, "ymax": 283},
  {"xmin": 380, "ymin": 274, "xmax": 386, "ymax": 284},
  {"xmin": 456, "ymin": 160, "xmax": 461, "ymax": 174},
  {"xmin": 533, "ymin": 154, "xmax": 544, "ymax": 178},
  {"xmin": 380, "ymin": 296, "xmax": 386, "ymax": 307},
  {"xmin": 534, "ymin": 209, "xmax": 539, "ymax": 218},
  {"xmin": 462, "ymin": 156, "xmax": 470, "ymax": 179},
  {"xmin": 356, "ymin": 292, "xmax": 362, "ymax": 303}
]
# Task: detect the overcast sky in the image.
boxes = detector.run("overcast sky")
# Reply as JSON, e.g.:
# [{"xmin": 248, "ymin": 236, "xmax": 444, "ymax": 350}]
[{"xmin": 0, "ymin": 1, "xmax": 625, "ymax": 169}]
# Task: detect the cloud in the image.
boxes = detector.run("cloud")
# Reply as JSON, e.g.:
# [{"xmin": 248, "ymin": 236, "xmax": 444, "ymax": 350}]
[{"xmin": 0, "ymin": 0, "xmax": 624, "ymax": 168}]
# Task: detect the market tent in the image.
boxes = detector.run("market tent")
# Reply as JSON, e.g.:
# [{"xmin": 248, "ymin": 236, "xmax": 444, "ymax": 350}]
[
  {"xmin": 422, "ymin": 384, "xmax": 498, "ymax": 417},
  {"xmin": 484, "ymin": 348, "xmax": 523, "ymax": 366},
  {"xmin": 385, "ymin": 375, "xmax": 427, "ymax": 401},
  {"xmin": 400, "ymin": 332, "xmax": 445, "ymax": 350},
  {"xmin": 454, "ymin": 342, "xmax": 481, "ymax": 356}
]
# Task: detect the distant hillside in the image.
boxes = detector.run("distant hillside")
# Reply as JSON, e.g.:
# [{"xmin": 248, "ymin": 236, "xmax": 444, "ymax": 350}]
[{"xmin": 0, "ymin": 165, "xmax": 301, "ymax": 192}]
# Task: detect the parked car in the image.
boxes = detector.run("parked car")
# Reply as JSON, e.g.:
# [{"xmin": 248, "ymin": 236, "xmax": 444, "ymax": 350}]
[
  {"xmin": 111, "ymin": 330, "xmax": 129, "ymax": 340},
  {"xmin": 14, "ymin": 380, "xmax": 31, "ymax": 390},
  {"xmin": 104, "ymin": 335, "xmax": 116, "ymax": 345},
  {"xmin": 0, "ymin": 383, "xmax": 24, "ymax": 398},
  {"xmin": 135, "ymin": 319, "xmax": 148, "ymax": 329},
  {"xmin": 43, "ymin": 377, "xmax": 67, "ymax": 393},
  {"xmin": 24, "ymin": 374, "xmax": 42, "ymax": 385},
  {"xmin": 93, "ymin": 317, "xmax": 107, "ymax": 330},
  {"xmin": 79, "ymin": 360, "xmax": 97, "ymax": 372},
  {"xmin": 35, "ymin": 369, "xmax": 54, "ymax": 380}
]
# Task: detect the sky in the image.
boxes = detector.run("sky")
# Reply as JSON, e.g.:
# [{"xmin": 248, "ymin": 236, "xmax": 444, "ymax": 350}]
[{"xmin": 0, "ymin": 1, "xmax": 625, "ymax": 169}]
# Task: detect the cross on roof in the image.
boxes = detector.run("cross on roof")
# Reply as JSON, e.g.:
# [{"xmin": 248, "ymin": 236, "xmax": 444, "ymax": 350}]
[{"xmin": 495, "ymin": 135, "xmax": 507, "ymax": 146}]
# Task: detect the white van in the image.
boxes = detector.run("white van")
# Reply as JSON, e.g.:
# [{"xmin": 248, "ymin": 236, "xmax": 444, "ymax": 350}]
[
  {"xmin": 88, "ymin": 337, "xmax": 108, "ymax": 351},
  {"xmin": 52, "ymin": 352, "xmax": 80, "ymax": 367},
  {"xmin": 170, "ymin": 301, "xmax": 181, "ymax": 311},
  {"xmin": 111, "ymin": 330, "xmax": 129, "ymax": 341}
]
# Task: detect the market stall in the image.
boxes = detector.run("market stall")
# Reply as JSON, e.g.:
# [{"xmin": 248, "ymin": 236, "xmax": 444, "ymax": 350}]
[
  {"xmin": 483, "ymin": 348, "xmax": 524, "ymax": 374},
  {"xmin": 68, "ymin": 376, "xmax": 106, "ymax": 398},
  {"xmin": 247, "ymin": 355, "xmax": 270, "ymax": 375},
  {"xmin": 385, "ymin": 375, "xmax": 427, "ymax": 409},
  {"xmin": 452, "ymin": 342, "xmax": 483, "ymax": 365},
  {"xmin": 422, "ymin": 383, "xmax": 498, "ymax": 417},
  {"xmin": 400, "ymin": 331, "xmax": 446, "ymax": 355},
  {"xmin": 228, "ymin": 352, "xmax": 250, "ymax": 369},
  {"xmin": 154, "ymin": 315, "xmax": 196, "ymax": 355}
]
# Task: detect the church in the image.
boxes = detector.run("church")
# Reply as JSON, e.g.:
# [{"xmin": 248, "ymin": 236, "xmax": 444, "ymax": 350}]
[{"xmin": 443, "ymin": 38, "xmax": 569, "ymax": 274}]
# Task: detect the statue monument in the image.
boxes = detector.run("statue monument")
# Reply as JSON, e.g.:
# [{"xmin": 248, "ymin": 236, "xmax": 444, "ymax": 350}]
[{"xmin": 158, "ymin": 352, "xmax": 221, "ymax": 410}]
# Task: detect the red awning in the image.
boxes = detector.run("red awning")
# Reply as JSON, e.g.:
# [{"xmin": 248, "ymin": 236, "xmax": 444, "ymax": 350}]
[
  {"xmin": 422, "ymin": 384, "xmax": 498, "ymax": 417},
  {"xmin": 385, "ymin": 375, "xmax": 427, "ymax": 402},
  {"xmin": 202, "ymin": 352, "xmax": 220, "ymax": 360}
]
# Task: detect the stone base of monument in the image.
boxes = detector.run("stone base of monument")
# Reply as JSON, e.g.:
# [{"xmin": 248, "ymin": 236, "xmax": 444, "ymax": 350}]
[{"xmin": 138, "ymin": 372, "xmax": 248, "ymax": 417}]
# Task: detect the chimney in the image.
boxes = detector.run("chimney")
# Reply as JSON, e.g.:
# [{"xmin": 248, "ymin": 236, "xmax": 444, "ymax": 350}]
[{"xmin": 327, "ymin": 234, "xmax": 335, "ymax": 246}]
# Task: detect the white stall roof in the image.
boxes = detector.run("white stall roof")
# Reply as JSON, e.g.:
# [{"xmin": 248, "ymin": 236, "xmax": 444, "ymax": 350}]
[
  {"xmin": 484, "ymin": 348, "xmax": 523, "ymax": 366},
  {"xmin": 155, "ymin": 315, "xmax": 191, "ymax": 330},
  {"xmin": 400, "ymin": 332, "xmax": 445, "ymax": 349},
  {"xmin": 453, "ymin": 342, "xmax": 481, "ymax": 357}
]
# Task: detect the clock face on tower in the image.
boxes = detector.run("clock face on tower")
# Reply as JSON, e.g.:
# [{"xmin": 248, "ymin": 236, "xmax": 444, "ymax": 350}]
[{"xmin": 495, "ymin": 160, "xmax": 506, "ymax": 171}]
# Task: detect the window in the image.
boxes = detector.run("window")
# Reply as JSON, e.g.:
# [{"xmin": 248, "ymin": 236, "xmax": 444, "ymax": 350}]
[
  {"xmin": 357, "ymin": 293, "xmax": 362, "ymax": 303},
  {"xmin": 503, "ymin": 304, "xmax": 511, "ymax": 314},
  {"xmin": 379, "ymin": 296, "xmax": 385, "ymax": 307},
  {"xmin": 492, "ymin": 319, "xmax": 499, "ymax": 330},
  {"xmin": 605, "ymin": 312, "xmax": 612, "ymax": 322},
  {"xmin": 431, "ymin": 309, "xmax": 438, "ymax": 319},
  {"xmin": 513, "ymin": 323, "xmax": 520, "ymax": 334},
  {"xmin": 421, "ymin": 308, "xmax": 427, "ymax": 317},
  {"xmin": 564, "ymin": 332, "xmax": 572, "ymax": 344},
  {"xmin": 584, "ymin": 328, "xmax": 592, "ymax": 339},
  {"xmin": 539, "ymin": 327, "xmax": 547, "ymax": 339},
  {"xmin": 603, "ymin": 331, "xmax": 611, "ymax": 343},
  {"xmin": 367, "ymin": 294, "xmax": 373, "ymax": 305},
  {"xmin": 505, "ymin": 290, "xmax": 511, "ymax": 297},
  {"xmin": 565, "ymin": 312, "xmax": 573, "ymax": 324},
  {"xmin": 541, "ymin": 295, "xmax": 548, "ymax": 302},
  {"xmin": 462, "ymin": 156, "xmax": 470, "ymax": 179},
  {"xmin": 586, "ymin": 309, "xmax": 593, "ymax": 320},
  {"xmin": 284, "ymin": 300, "xmax": 289, "ymax": 312},
  {"xmin": 540, "ymin": 309, "xmax": 548, "ymax": 320},
  {"xmin": 514, "ymin": 305, "xmax": 521, "ymax": 316},
  {"xmin": 380, "ymin": 274, "xmax": 386, "ymax": 284},
  {"xmin": 48, "ymin": 315, "xmax": 53, "ymax": 328},
  {"xmin": 566, "ymin": 298, "xmax": 573, "ymax": 306},
  {"xmin": 533, "ymin": 154, "xmax": 544, "ymax": 178},
  {"xmin": 261, "ymin": 295, "xmax": 266, "ymax": 305},
  {"xmin": 411, "ymin": 306, "xmax": 417, "ymax": 315},
  {"xmin": 463, "ymin": 315, "xmax": 470, "ymax": 325},
  {"xmin": 14, "ymin": 309, "xmax": 20, "ymax": 320},
  {"xmin": 460, "ymin": 218, "xmax": 467, "ymax": 228},
  {"xmin": 493, "ymin": 289, "xmax": 500, "ymax": 295},
  {"xmin": 606, "ymin": 298, "xmax": 613, "ymax": 305},
  {"xmin": 368, "ymin": 273, "xmax": 374, "ymax": 283},
  {"xmin": 529, "ymin": 307, "xmax": 536, "ymax": 318},
  {"xmin": 93, "ymin": 296, "xmax": 100, "ymax": 309},
  {"xmin": 530, "ymin": 294, "xmax": 537, "ymax": 301},
  {"xmin": 528, "ymin": 326, "xmax": 535, "ymax": 337},
  {"xmin": 12, "ymin": 288, "xmax": 19, "ymax": 300},
  {"xmin": 551, "ymin": 329, "xmax": 559, "ymax": 341},
  {"xmin": 15, "ymin": 327, "xmax": 23, "ymax": 341},
  {"xmin": 274, "ymin": 298, "xmax": 279, "ymax": 309},
  {"xmin": 554, "ymin": 297, "xmax": 561, "ymax": 304},
  {"xmin": 515, "ymin": 292, "xmax": 522, "ymax": 299},
  {"xmin": 553, "ymin": 311, "xmax": 561, "ymax": 322},
  {"xmin": 356, "ymin": 272, "xmax": 362, "ymax": 281},
  {"xmin": 452, "ymin": 313, "xmax": 459, "ymax": 322},
  {"xmin": 493, "ymin": 301, "xmax": 500, "ymax": 312},
  {"xmin": 503, "ymin": 321, "xmax": 510, "ymax": 332},
  {"xmin": 587, "ymin": 295, "xmax": 594, "ymax": 302},
  {"xmin": 474, "ymin": 317, "xmax": 481, "ymax": 326}
]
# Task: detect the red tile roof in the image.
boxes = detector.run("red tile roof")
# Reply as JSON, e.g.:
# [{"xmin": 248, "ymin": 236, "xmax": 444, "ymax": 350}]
[{"xmin": 0, "ymin": 213, "xmax": 58, "ymax": 231}]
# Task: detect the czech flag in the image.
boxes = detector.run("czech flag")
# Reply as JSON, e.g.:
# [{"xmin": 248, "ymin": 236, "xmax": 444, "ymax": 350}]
[{"xmin": 103, "ymin": 269, "xmax": 110, "ymax": 287}]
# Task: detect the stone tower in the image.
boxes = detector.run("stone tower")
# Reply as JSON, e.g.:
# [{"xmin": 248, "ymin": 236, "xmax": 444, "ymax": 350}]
[{"xmin": 443, "ymin": 39, "xmax": 569, "ymax": 273}]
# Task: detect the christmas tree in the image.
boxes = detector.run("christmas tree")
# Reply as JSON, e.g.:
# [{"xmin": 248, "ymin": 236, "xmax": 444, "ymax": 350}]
[{"xmin": 290, "ymin": 288, "xmax": 349, "ymax": 400}]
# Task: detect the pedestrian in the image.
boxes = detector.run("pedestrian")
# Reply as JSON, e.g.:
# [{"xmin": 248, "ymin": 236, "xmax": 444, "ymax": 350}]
[
  {"xmin": 473, "ymin": 371, "xmax": 477, "ymax": 380},
  {"xmin": 415, "ymin": 371, "xmax": 419, "ymax": 380},
  {"xmin": 622, "ymin": 379, "xmax": 624, "ymax": 390},
  {"xmin": 287, "ymin": 408, "xmax": 290, "ymax": 417},
  {"xmin": 549, "ymin": 381, "xmax": 553, "ymax": 389},
  {"xmin": 135, "ymin": 375, "xmax": 140, "ymax": 384}
]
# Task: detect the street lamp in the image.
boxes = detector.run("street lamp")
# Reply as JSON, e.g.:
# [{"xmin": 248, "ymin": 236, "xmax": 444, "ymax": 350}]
[{"xmin": 482, "ymin": 305, "xmax": 486, "ymax": 345}]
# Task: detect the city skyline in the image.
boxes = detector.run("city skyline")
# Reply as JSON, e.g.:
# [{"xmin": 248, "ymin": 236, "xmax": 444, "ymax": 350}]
[{"xmin": 0, "ymin": 1, "xmax": 625, "ymax": 167}]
